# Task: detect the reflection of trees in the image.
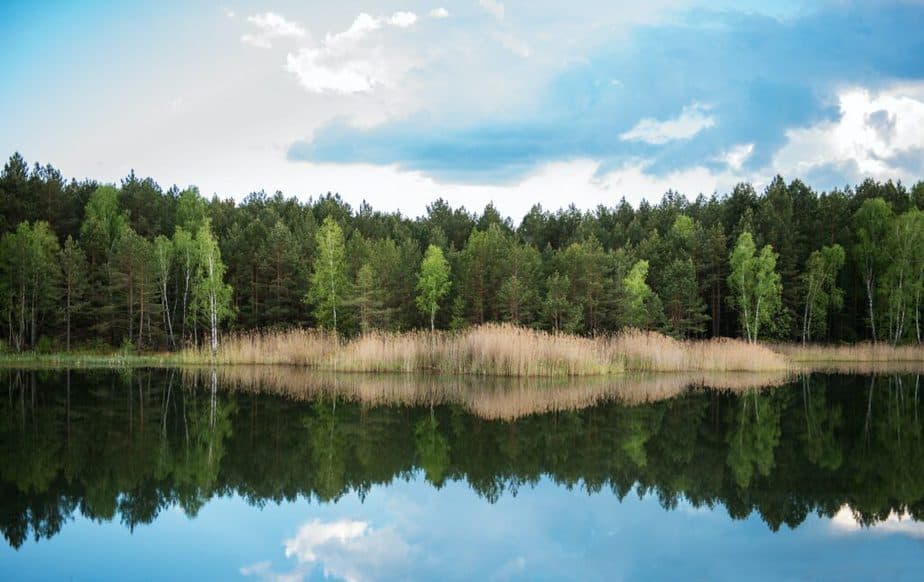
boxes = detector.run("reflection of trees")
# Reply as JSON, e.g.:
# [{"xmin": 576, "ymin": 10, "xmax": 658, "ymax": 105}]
[
  {"xmin": 415, "ymin": 406, "xmax": 450, "ymax": 487},
  {"xmin": 726, "ymin": 390, "xmax": 783, "ymax": 488},
  {"xmin": 1, "ymin": 369, "xmax": 924, "ymax": 547}
]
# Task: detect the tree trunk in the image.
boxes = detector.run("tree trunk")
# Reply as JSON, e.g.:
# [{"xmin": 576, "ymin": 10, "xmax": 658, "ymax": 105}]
[{"xmin": 866, "ymin": 276, "xmax": 877, "ymax": 343}]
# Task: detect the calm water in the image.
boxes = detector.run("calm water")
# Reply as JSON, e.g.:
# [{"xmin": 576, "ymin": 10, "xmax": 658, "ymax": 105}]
[{"xmin": 1, "ymin": 369, "xmax": 923, "ymax": 581}]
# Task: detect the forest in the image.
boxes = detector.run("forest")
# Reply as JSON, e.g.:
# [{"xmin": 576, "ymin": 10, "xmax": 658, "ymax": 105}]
[{"xmin": 2, "ymin": 151, "xmax": 924, "ymax": 353}]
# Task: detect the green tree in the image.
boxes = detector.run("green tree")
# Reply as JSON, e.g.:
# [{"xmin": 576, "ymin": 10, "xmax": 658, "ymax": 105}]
[
  {"xmin": 618, "ymin": 260, "xmax": 663, "ymax": 330},
  {"xmin": 852, "ymin": 198, "xmax": 893, "ymax": 342},
  {"xmin": 306, "ymin": 217, "xmax": 348, "ymax": 331},
  {"xmin": 416, "ymin": 245, "xmax": 452, "ymax": 332},
  {"xmin": 59, "ymin": 235, "xmax": 88, "ymax": 351},
  {"xmin": 800, "ymin": 244, "xmax": 845, "ymax": 344},
  {"xmin": 727, "ymin": 231, "xmax": 782, "ymax": 343},
  {"xmin": 113, "ymin": 227, "xmax": 154, "ymax": 348},
  {"xmin": 0, "ymin": 221, "xmax": 61, "ymax": 350},
  {"xmin": 192, "ymin": 223, "xmax": 233, "ymax": 354},
  {"xmin": 172, "ymin": 227, "xmax": 198, "ymax": 345},
  {"xmin": 542, "ymin": 272, "xmax": 581, "ymax": 333},
  {"xmin": 153, "ymin": 235, "xmax": 175, "ymax": 348},
  {"xmin": 661, "ymin": 258, "xmax": 708, "ymax": 338},
  {"xmin": 881, "ymin": 209, "xmax": 924, "ymax": 344},
  {"xmin": 80, "ymin": 185, "xmax": 128, "ymax": 341}
]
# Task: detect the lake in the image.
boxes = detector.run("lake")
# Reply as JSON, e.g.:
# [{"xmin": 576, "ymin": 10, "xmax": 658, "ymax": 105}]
[{"xmin": 1, "ymin": 368, "xmax": 922, "ymax": 581}]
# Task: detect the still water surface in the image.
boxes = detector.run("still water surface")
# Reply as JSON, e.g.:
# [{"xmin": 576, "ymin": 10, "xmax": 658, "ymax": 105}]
[{"xmin": 1, "ymin": 369, "xmax": 922, "ymax": 580}]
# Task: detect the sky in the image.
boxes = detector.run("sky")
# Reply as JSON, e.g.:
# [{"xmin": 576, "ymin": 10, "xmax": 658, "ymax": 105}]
[
  {"xmin": 3, "ymin": 477, "xmax": 924, "ymax": 581},
  {"xmin": 2, "ymin": 0, "xmax": 924, "ymax": 219}
]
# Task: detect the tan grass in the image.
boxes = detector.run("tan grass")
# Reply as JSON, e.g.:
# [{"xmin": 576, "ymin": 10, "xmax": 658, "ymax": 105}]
[
  {"xmin": 606, "ymin": 328, "xmax": 790, "ymax": 373},
  {"xmin": 183, "ymin": 324, "xmax": 792, "ymax": 376},
  {"xmin": 774, "ymin": 342, "xmax": 924, "ymax": 363}
]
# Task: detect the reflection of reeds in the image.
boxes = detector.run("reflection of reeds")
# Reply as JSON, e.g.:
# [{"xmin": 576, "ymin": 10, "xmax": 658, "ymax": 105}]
[
  {"xmin": 181, "ymin": 324, "xmax": 790, "ymax": 376},
  {"xmin": 191, "ymin": 365, "xmax": 793, "ymax": 420},
  {"xmin": 775, "ymin": 342, "xmax": 924, "ymax": 363}
]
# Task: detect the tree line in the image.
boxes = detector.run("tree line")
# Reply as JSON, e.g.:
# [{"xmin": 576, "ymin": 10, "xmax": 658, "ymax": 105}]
[{"xmin": 1, "ymin": 151, "xmax": 924, "ymax": 351}]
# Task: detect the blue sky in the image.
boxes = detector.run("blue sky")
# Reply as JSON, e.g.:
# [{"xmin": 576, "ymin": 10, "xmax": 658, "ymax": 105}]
[
  {"xmin": 2, "ymin": 1, "xmax": 924, "ymax": 218},
  {"xmin": 3, "ymin": 476, "xmax": 924, "ymax": 581}
]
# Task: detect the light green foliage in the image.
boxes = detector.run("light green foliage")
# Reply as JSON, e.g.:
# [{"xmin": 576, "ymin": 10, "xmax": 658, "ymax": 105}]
[
  {"xmin": 726, "ymin": 391, "xmax": 782, "ymax": 488},
  {"xmin": 852, "ymin": 197, "xmax": 893, "ymax": 341},
  {"xmin": 881, "ymin": 209, "xmax": 924, "ymax": 344},
  {"xmin": 800, "ymin": 244, "xmax": 845, "ymax": 343},
  {"xmin": 619, "ymin": 260, "xmax": 663, "ymax": 330},
  {"xmin": 0, "ymin": 221, "xmax": 61, "ymax": 350},
  {"xmin": 172, "ymin": 227, "xmax": 198, "ymax": 343},
  {"xmin": 80, "ymin": 185, "xmax": 127, "ymax": 263},
  {"xmin": 192, "ymin": 222, "xmax": 233, "ymax": 353},
  {"xmin": 727, "ymin": 231, "xmax": 782, "ymax": 343},
  {"xmin": 416, "ymin": 245, "xmax": 452, "ymax": 331},
  {"xmin": 176, "ymin": 188, "xmax": 208, "ymax": 233},
  {"xmin": 306, "ymin": 217, "xmax": 348, "ymax": 331}
]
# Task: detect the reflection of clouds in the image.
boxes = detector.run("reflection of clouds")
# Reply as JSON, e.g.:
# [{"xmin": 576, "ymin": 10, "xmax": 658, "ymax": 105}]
[
  {"xmin": 830, "ymin": 505, "xmax": 924, "ymax": 539},
  {"xmin": 241, "ymin": 518, "xmax": 414, "ymax": 582}
]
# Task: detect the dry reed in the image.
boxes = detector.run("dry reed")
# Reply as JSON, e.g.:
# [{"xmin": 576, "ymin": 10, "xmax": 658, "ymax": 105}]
[
  {"xmin": 774, "ymin": 342, "xmax": 924, "ymax": 363},
  {"xmin": 183, "ymin": 324, "xmax": 793, "ymax": 376},
  {"xmin": 606, "ymin": 329, "xmax": 790, "ymax": 372}
]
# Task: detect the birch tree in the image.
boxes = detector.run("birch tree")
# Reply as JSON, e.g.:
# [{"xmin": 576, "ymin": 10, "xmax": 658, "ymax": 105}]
[
  {"xmin": 192, "ymin": 223, "xmax": 232, "ymax": 355},
  {"xmin": 306, "ymin": 217, "xmax": 348, "ymax": 332},
  {"xmin": 800, "ymin": 244, "xmax": 845, "ymax": 344},
  {"xmin": 416, "ymin": 244, "xmax": 451, "ymax": 331},
  {"xmin": 153, "ymin": 235, "xmax": 175, "ymax": 348},
  {"xmin": 852, "ymin": 198, "xmax": 893, "ymax": 343},
  {"xmin": 728, "ymin": 231, "xmax": 782, "ymax": 343}
]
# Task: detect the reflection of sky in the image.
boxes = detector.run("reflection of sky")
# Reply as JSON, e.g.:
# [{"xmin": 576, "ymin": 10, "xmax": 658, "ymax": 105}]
[{"xmin": 3, "ymin": 474, "xmax": 924, "ymax": 581}]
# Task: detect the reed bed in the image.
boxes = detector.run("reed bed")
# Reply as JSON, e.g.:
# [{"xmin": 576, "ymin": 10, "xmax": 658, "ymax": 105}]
[
  {"xmin": 775, "ymin": 342, "xmax": 924, "ymax": 363},
  {"xmin": 182, "ymin": 324, "xmax": 792, "ymax": 376},
  {"xmin": 605, "ymin": 329, "xmax": 790, "ymax": 372}
]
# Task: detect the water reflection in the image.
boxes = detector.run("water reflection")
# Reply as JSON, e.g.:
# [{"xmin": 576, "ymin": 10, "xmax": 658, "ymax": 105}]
[{"xmin": 0, "ymin": 368, "xmax": 922, "ymax": 554}]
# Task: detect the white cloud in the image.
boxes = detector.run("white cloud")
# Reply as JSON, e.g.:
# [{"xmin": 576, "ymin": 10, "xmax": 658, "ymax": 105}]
[
  {"xmin": 620, "ymin": 103, "xmax": 716, "ymax": 144},
  {"xmin": 830, "ymin": 504, "xmax": 924, "ymax": 538},
  {"xmin": 241, "ymin": 12, "xmax": 306, "ymax": 49},
  {"xmin": 772, "ymin": 83, "xmax": 924, "ymax": 182},
  {"xmin": 241, "ymin": 518, "xmax": 415, "ymax": 582},
  {"xmin": 429, "ymin": 8, "xmax": 450, "ymax": 19},
  {"xmin": 718, "ymin": 143, "xmax": 754, "ymax": 171},
  {"xmin": 284, "ymin": 12, "xmax": 422, "ymax": 95},
  {"xmin": 480, "ymin": 0, "xmax": 506, "ymax": 21},
  {"xmin": 388, "ymin": 12, "xmax": 418, "ymax": 28},
  {"xmin": 285, "ymin": 49, "xmax": 386, "ymax": 94}
]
